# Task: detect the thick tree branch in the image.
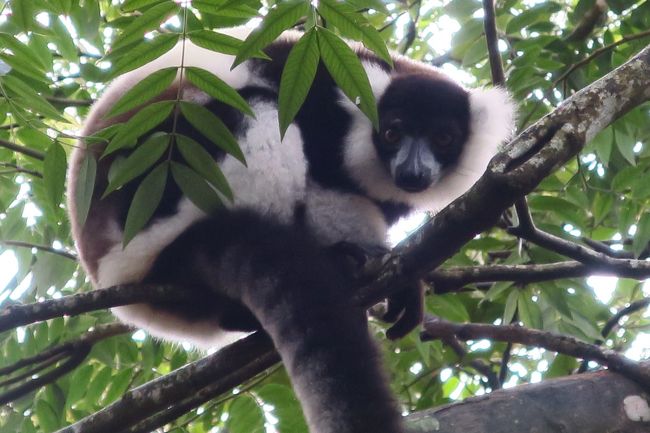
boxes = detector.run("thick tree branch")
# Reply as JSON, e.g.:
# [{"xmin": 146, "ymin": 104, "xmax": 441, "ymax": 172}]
[
  {"xmin": 55, "ymin": 333, "xmax": 279, "ymax": 433},
  {"xmin": 0, "ymin": 285, "xmax": 188, "ymax": 333},
  {"xmin": 421, "ymin": 316, "xmax": 650, "ymax": 388},
  {"xmin": 406, "ymin": 367, "xmax": 650, "ymax": 433}
]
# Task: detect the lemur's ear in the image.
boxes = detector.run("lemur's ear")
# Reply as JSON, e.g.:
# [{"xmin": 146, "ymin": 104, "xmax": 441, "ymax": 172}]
[{"xmin": 468, "ymin": 87, "xmax": 517, "ymax": 157}]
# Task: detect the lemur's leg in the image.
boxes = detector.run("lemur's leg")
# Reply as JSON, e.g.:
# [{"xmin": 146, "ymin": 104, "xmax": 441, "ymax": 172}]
[{"xmin": 147, "ymin": 209, "xmax": 405, "ymax": 433}]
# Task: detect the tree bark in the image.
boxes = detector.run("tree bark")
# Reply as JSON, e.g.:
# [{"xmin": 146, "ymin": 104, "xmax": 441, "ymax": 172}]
[{"xmin": 407, "ymin": 368, "xmax": 650, "ymax": 433}]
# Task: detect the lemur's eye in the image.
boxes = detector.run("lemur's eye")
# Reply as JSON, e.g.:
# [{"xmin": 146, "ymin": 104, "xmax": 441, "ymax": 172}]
[
  {"xmin": 437, "ymin": 133, "xmax": 453, "ymax": 148},
  {"xmin": 384, "ymin": 128, "xmax": 401, "ymax": 144}
]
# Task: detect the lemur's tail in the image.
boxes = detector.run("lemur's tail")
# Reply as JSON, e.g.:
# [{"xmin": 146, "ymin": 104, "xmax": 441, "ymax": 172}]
[{"xmin": 151, "ymin": 209, "xmax": 405, "ymax": 433}]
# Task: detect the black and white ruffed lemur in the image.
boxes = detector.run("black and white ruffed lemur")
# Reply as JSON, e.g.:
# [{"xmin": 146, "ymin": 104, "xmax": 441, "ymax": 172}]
[{"xmin": 67, "ymin": 28, "xmax": 515, "ymax": 433}]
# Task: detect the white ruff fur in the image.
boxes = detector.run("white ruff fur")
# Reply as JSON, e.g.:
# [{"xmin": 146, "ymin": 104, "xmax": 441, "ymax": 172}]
[{"xmin": 342, "ymin": 64, "xmax": 516, "ymax": 212}]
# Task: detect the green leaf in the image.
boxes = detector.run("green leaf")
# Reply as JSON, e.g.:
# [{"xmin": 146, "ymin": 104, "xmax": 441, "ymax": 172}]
[
  {"xmin": 317, "ymin": 0, "xmax": 392, "ymax": 65},
  {"xmin": 106, "ymin": 67, "xmax": 178, "ymax": 118},
  {"xmin": 503, "ymin": 289, "xmax": 518, "ymax": 324},
  {"xmin": 461, "ymin": 36, "xmax": 488, "ymax": 67},
  {"xmin": 109, "ymin": 34, "xmax": 180, "ymax": 79},
  {"xmin": 427, "ymin": 294, "xmax": 470, "ymax": 323},
  {"xmin": 122, "ymin": 0, "xmax": 167, "ymax": 12},
  {"xmin": 112, "ymin": 1, "xmax": 180, "ymax": 50},
  {"xmin": 123, "ymin": 162, "xmax": 168, "ymax": 246},
  {"xmin": 86, "ymin": 367, "xmax": 112, "ymax": 404},
  {"xmin": 347, "ymin": 0, "xmax": 389, "ymax": 14},
  {"xmin": 317, "ymin": 27, "xmax": 378, "ymax": 129},
  {"xmin": 233, "ymin": 0, "xmax": 311, "ymax": 67},
  {"xmin": 51, "ymin": 17, "xmax": 79, "ymax": 63},
  {"xmin": 188, "ymin": 30, "xmax": 245, "ymax": 55},
  {"xmin": 257, "ymin": 384, "xmax": 308, "ymax": 433},
  {"xmin": 175, "ymin": 134, "xmax": 233, "ymax": 200},
  {"xmin": 35, "ymin": 400, "xmax": 59, "ymax": 432},
  {"xmin": 104, "ymin": 369, "xmax": 134, "ymax": 403},
  {"xmin": 170, "ymin": 162, "xmax": 223, "ymax": 213},
  {"xmin": 104, "ymin": 100, "xmax": 174, "ymax": 156},
  {"xmin": 278, "ymin": 28, "xmax": 319, "ymax": 137},
  {"xmin": 633, "ymin": 213, "xmax": 650, "ymax": 258},
  {"xmin": 104, "ymin": 133, "xmax": 170, "ymax": 197},
  {"xmin": 227, "ymin": 395, "xmax": 265, "ymax": 433},
  {"xmin": 74, "ymin": 153, "xmax": 97, "ymax": 228},
  {"xmin": 193, "ymin": 1, "xmax": 258, "ymax": 18},
  {"xmin": 0, "ymin": 53, "xmax": 47, "ymax": 82},
  {"xmin": 185, "ymin": 67, "xmax": 253, "ymax": 116},
  {"xmin": 0, "ymin": 33, "xmax": 47, "ymax": 71},
  {"xmin": 178, "ymin": 101, "xmax": 245, "ymax": 164},
  {"xmin": 2, "ymin": 75, "xmax": 67, "ymax": 122},
  {"xmin": 615, "ymin": 128, "xmax": 636, "ymax": 165},
  {"xmin": 484, "ymin": 281, "xmax": 514, "ymax": 302},
  {"xmin": 591, "ymin": 126, "xmax": 613, "ymax": 166},
  {"xmin": 517, "ymin": 292, "xmax": 542, "ymax": 329},
  {"xmin": 43, "ymin": 142, "xmax": 67, "ymax": 208},
  {"xmin": 66, "ymin": 364, "xmax": 94, "ymax": 407},
  {"xmin": 10, "ymin": 0, "xmax": 33, "ymax": 31}
]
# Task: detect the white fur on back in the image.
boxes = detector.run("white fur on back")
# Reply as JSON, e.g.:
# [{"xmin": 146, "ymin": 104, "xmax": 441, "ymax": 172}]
[
  {"xmin": 305, "ymin": 181, "xmax": 388, "ymax": 248},
  {"xmin": 100, "ymin": 99, "xmax": 306, "ymax": 349},
  {"xmin": 220, "ymin": 101, "xmax": 306, "ymax": 222}
]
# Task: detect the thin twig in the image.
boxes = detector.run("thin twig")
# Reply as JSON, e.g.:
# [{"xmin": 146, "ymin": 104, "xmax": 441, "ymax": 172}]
[
  {"xmin": 0, "ymin": 138, "xmax": 45, "ymax": 160},
  {"xmin": 1, "ymin": 240, "xmax": 77, "ymax": 260},
  {"xmin": 422, "ymin": 316, "xmax": 650, "ymax": 389},
  {"xmin": 0, "ymin": 163, "xmax": 42, "ymax": 178},
  {"xmin": 482, "ymin": 0, "xmax": 505, "ymax": 86}
]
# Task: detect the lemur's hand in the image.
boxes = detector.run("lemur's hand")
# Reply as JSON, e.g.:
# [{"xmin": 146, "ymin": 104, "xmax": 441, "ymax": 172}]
[{"xmin": 383, "ymin": 280, "xmax": 425, "ymax": 340}]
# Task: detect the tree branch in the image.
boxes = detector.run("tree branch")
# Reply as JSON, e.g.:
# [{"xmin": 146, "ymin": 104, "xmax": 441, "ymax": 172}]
[
  {"xmin": 55, "ymin": 333, "xmax": 279, "ymax": 433},
  {"xmin": 482, "ymin": 0, "xmax": 505, "ymax": 86},
  {"xmin": 0, "ymin": 285, "xmax": 188, "ymax": 333},
  {"xmin": 0, "ymin": 323, "xmax": 131, "ymax": 404},
  {"xmin": 429, "ymin": 260, "xmax": 650, "ymax": 292},
  {"xmin": 0, "ymin": 138, "xmax": 45, "ymax": 160},
  {"xmin": 46, "ymin": 96, "xmax": 94, "ymax": 107},
  {"xmin": 406, "ymin": 367, "xmax": 650, "ymax": 433},
  {"xmin": 0, "ymin": 240, "xmax": 76, "ymax": 260},
  {"xmin": 564, "ymin": 0, "xmax": 608, "ymax": 42},
  {"xmin": 421, "ymin": 316, "xmax": 650, "ymax": 388}
]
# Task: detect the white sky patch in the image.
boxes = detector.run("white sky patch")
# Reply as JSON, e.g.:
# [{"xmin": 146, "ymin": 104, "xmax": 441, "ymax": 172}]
[
  {"xmin": 625, "ymin": 332, "xmax": 650, "ymax": 361},
  {"xmin": 587, "ymin": 275, "xmax": 618, "ymax": 303},
  {"xmin": 132, "ymin": 329, "xmax": 147, "ymax": 342},
  {"xmin": 0, "ymin": 251, "xmax": 18, "ymax": 291},
  {"xmin": 10, "ymin": 274, "xmax": 32, "ymax": 301},
  {"xmin": 36, "ymin": 12, "xmax": 50, "ymax": 27},
  {"xmin": 425, "ymin": 15, "xmax": 460, "ymax": 54},
  {"xmin": 469, "ymin": 339, "xmax": 491, "ymax": 351},
  {"xmin": 409, "ymin": 362, "xmax": 423, "ymax": 375},
  {"xmin": 387, "ymin": 212, "xmax": 428, "ymax": 246}
]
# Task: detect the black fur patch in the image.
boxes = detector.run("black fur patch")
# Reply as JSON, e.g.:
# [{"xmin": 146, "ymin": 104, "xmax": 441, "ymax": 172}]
[
  {"xmin": 375, "ymin": 75, "xmax": 471, "ymax": 167},
  {"xmin": 143, "ymin": 208, "xmax": 405, "ymax": 433}
]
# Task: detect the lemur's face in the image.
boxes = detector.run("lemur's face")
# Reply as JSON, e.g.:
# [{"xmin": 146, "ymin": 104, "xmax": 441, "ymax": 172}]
[{"xmin": 374, "ymin": 74, "xmax": 471, "ymax": 193}]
